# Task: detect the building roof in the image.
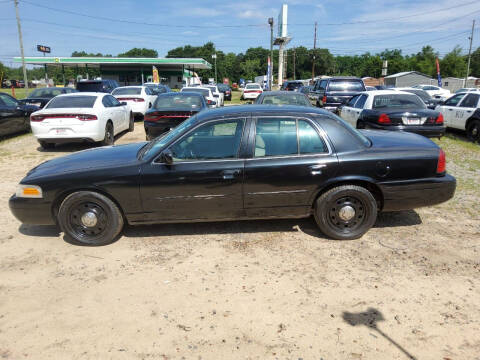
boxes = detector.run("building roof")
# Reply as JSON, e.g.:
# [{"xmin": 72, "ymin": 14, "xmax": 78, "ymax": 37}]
[
  {"xmin": 13, "ymin": 56, "xmax": 211, "ymax": 69},
  {"xmin": 384, "ymin": 71, "xmax": 431, "ymax": 79}
]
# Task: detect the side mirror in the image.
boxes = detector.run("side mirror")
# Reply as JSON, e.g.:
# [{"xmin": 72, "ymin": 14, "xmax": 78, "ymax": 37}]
[
  {"xmin": 120, "ymin": 102, "xmax": 127, "ymax": 106},
  {"xmin": 161, "ymin": 149, "xmax": 174, "ymax": 165}
]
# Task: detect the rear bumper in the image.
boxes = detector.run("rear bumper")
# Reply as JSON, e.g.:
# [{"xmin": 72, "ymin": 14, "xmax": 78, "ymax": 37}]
[
  {"xmin": 31, "ymin": 121, "xmax": 104, "ymax": 142},
  {"xmin": 379, "ymin": 174, "xmax": 456, "ymax": 211},
  {"xmin": 368, "ymin": 124, "xmax": 445, "ymax": 138},
  {"xmin": 144, "ymin": 121, "xmax": 178, "ymax": 139},
  {"xmin": 9, "ymin": 195, "xmax": 55, "ymax": 225}
]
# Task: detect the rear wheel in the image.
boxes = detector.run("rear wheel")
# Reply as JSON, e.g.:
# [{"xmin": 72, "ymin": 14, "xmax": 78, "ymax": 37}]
[
  {"xmin": 128, "ymin": 112, "xmax": 134, "ymax": 132},
  {"xmin": 466, "ymin": 120, "xmax": 480, "ymax": 143},
  {"xmin": 57, "ymin": 191, "xmax": 124, "ymax": 246},
  {"xmin": 39, "ymin": 141, "xmax": 55, "ymax": 149},
  {"xmin": 101, "ymin": 122, "xmax": 114, "ymax": 146},
  {"xmin": 357, "ymin": 120, "xmax": 366, "ymax": 129},
  {"xmin": 314, "ymin": 185, "xmax": 377, "ymax": 240}
]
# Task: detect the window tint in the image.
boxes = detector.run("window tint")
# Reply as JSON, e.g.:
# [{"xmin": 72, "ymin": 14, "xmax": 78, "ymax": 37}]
[
  {"xmin": 317, "ymin": 80, "xmax": 327, "ymax": 91},
  {"xmin": 402, "ymin": 89, "xmax": 431, "ymax": 102},
  {"xmin": 102, "ymin": 96, "xmax": 112, "ymax": 107},
  {"xmin": 260, "ymin": 94, "xmax": 310, "ymax": 106},
  {"xmin": 372, "ymin": 94, "xmax": 425, "ymax": 109},
  {"xmin": 255, "ymin": 118, "xmax": 297, "ymax": 157},
  {"xmin": 346, "ymin": 95, "xmax": 359, "ymax": 107},
  {"xmin": 328, "ymin": 80, "xmax": 365, "ymax": 92},
  {"xmin": 108, "ymin": 95, "xmax": 121, "ymax": 107},
  {"xmin": 459, "ymin": 93, "xmax": 480, "ymax": 108},
  {"xmin": 47, "ymin": 95, "xmax": 96, "ymax": 108},
  {"xmin": 112, "ymin": 87, "xmax": 142, "ymax": 95},
  {"xmin": 76, "ymin": 82, "xmax": 103, "ymax": 92},
  {"xmin": 0, "ymin": 93, "xmax": 18, "ymax": 107},
  {"xmin": 298, "ymin": 120, "xmax": 327, "ymax": 154},
  {"xmin": 154, "ymin": 94, "xmax": 203, "ymax": 109},
  {"xmin": 444, "ymin": 93, "xmax": 465, "ymax": 106},
  {"xmin": 354, "ymin": 94, "xmax": 368, "ymax": 109},
  {"xmin": 170, "ymin": 119, "xmax": 244, "ymax": 161},
  {"xmin": 246, "ymin": 84, "xmax": 261, "ymax": 89},
  {"xmin": 182, "ymin": 88, "xmax": 209, "ymax": 97}
]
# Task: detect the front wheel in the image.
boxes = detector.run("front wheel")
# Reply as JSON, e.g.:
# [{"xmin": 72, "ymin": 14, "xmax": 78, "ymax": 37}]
[
  {"xmin": 466, "ymin": 120, "xmax": 480, "ymax": 143},
  {"xmin": 101, "ymin": 122, "xmax": 114, "ymax": 146},
  {"xmin": 57, "ymin": 191, "xmax": 124, "ymax": 246},
  {"xmin": 314, "ymin": 185, "xmax": 377, "ymax": 240}
]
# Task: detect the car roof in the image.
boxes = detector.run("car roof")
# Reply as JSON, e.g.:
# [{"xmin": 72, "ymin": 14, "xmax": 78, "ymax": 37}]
[
  {"xmin": 159, "ymin": 92, "xmax": 203, "ymax": 97},
  {"xmin": 325, "ymin": 76, "xmax": 362, "ymax": 80},
  {"xmin": 261, "ymin": 91, "xmax": 306, "ymax": 95},
  {"xmin": 358, "ymin": 90, "xmax": 411, "ymax": 96},
  {"xmin": 195, "ymin": 104, "xmax": 331, "ymax": 122},
  {"xmin": 55, "ymin": 92, "xmax": 103, "ymax": 97},
  {"xmin": 114, "ymin": 86, "xmax": 143, "ymax": 89}
]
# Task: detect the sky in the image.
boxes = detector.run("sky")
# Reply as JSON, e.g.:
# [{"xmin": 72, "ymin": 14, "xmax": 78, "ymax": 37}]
[{"xmin": 0, "ymin": 0, "xmax": 479, "ymax": 67}]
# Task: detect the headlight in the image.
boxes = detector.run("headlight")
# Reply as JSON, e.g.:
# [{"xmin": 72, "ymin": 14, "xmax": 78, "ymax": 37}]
[{"xmin": 16, "ymin": 184, "xmax": 43, "ymax": 198}]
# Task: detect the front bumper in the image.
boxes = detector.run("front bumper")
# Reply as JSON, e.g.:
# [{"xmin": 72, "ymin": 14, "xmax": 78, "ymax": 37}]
[
  {"xmin": 9, "ymin": 195, "xmax": 55, "ymax": 225},
  {"xmin": 367, "ymin": 124, "xmax": 446, "ymax": 138},
  {"xmin": 379, "ymin": 174, "xmax": 456, "ymax": 212}
]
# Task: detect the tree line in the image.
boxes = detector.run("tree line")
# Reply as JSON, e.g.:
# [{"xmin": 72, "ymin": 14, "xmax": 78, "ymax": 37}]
[{"xmin": 1, "ymin": 43, "xmax": 479, "ymax": 85}]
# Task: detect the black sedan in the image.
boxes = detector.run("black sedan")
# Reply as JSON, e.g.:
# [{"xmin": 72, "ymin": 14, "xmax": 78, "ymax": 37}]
[
  {"xmin": 143, "ymin": 92, "xmax": 208, "ymax": 140},
  {"xmin": 217, "ymin": 84, "xmax": 232, "ymax": 101},
  {"xmin": 0, "ymin": 92, "xmax": 39, "ymax": 137},
  {"xmin": 255, "ymin": 91, "xmax": 312, "ymax": 106},
  {"xmin": 9, "ymin": 105, "xmax": 456, "ymax": 246},
  {"xmin": 17, "ymin": 87, "xmax": 78, "ymax": 109},
  {"xmin": 339, "ymin": 91, "xmax": 445, "ymax": 138}
]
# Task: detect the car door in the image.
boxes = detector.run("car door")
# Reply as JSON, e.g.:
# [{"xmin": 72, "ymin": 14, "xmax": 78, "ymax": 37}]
[
  {"xmin": 139, "ymin": 117, "xmax": 247, "ymax": 222},
  {"xmin": 0, "ymin": 93, "xmax": 27, "ymax": 136},
  {"xmin": 243, "ymin": 116, "xmax": 338, "ymax": 218},
  {"xmin": 101, "ymin": 96, "xmax": 118, "ymax": 131},
  {"xmin": 351, "ymin": 94, "xmax": 368, "ymax": 127},
  {"xmin": 450, "ymin": 93, "xmax": 480, "ymax": 130},
  {"xmin": 339, "ymin": 95, "xmax": 359, "ymax": 125},
  {"xmin": 437, "ymin": 93, "xmax": 466, "ymax": 127},
  {"xmin": 107, "ymin": 95, "xmax": 127, "ymax": 132}
]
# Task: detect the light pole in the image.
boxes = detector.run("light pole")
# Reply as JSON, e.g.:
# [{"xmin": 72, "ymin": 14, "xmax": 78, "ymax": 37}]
[
  {"xmin": 268, "ymin": 17, "xmax": 274, "ymax": 90},
  {"xmin": 212, "ymin": 53, "xmax": 217, "ymax": 84}
]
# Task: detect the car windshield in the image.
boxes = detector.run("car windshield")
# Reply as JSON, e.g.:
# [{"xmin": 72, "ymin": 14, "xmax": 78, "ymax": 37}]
[
  {"xmin": 372, "ymin": 94, "xmax": 426, "ymax": 109},
  {"xmin": 76, "ymin": 82, "xmax": 102, "ymax": 91},
  {"xmin": 246, "ymin": 84, "xmax": 261, "ymax": 89},
  {"xmin": 401, "ymin": 89, "xmax": 431, "ymax": 102},
  {"xmin": 29, "ymin": 88, "xmax": 62, "ymax": 98},
  {"xmin": 141, "ymin": 115, "xmax": 199, "ymax": 159},
  {"xmin": 46, "ymin": 96, "xmax": 97, "ymax": 108},
  {"xmin": 328, "ymin": 80, "xmax": 365, "ymax": 92},
  {"xmin": 285, "ymin": 82, "xmax": 303, "ymax": 89},
  {"xmin": 146, "ymin": 85, "xmax": 167, "ymax": 94},
  {"xmin": 112, "ymin": 87, "xmax": 142, "ymax": 95},
  {"xmin": 183, "ymin": 88, "xmax": 209, "ymax": 96},
  {"xmin": 154, "ymin": 95, "xmax": 202, "ymax": 109},
  {"xmin": 260, "ymin": 94, "xmax": 310, "ymax": 106}
]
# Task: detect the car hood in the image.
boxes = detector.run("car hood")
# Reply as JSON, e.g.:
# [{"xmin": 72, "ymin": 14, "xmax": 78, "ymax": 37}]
[
  {"xmin": 361, "ymin": 129, "xmax": 438, "ymax": 149},
  {"xmin": 24, "ymin": 142, "xmax": 146, "ymax": 180}
]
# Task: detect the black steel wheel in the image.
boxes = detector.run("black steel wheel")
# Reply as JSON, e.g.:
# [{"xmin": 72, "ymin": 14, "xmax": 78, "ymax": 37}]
[
  {"xmin": 101, "ymin": 122, "xmax": 114, "ymax": 146},
  {"xmin": 466, "ymin": 120, "xmax": 480, "ymax": 143},
  {"xmin": 58, "ymin": 191, "xmax": 124, "ymax": 246},
  {"xmin": 314, "ymin": 185, "xmax": 377, "ymax": 240},
  {"xmin": 128, "ymin": 112, "xmax": 134, "ymax": 132}
]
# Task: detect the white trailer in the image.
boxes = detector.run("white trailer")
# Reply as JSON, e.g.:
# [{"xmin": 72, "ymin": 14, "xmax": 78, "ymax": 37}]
[{"xmin": 255, "ymin": 75, "xmax": 268, "ymax": 89}]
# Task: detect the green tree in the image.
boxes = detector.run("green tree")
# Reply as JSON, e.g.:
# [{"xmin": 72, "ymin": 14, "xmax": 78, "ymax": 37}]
[
  {"xmin": 469, "ymin": 46, "xmax": 480, "ymax": 77},
  {"xmin": 410, "ymin": 46, "xmax": 438, "ymax": 77},
  {"xmin": 440, "ymin": 46, "xmax": 467, "ymax": 78},
  {"xmin": 117, "ymin": 48, "xmax": 158, "ymax": 58}
]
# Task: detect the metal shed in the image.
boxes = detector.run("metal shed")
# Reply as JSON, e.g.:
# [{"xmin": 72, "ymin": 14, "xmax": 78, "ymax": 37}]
[{"xmin": 383, "ymin": 71, "xmax": 432, "ymax": 87}]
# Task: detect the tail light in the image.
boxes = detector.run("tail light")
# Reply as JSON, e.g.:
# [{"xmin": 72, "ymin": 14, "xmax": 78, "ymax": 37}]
[
  {"xmin": 31, "ymin": 115, "xmax": 45, "ymax": 122},
  {"xmin": 30, "ymin": 114, "xmax": 97, "ymax": 121},
  {"xmin": 378, "ymin": 113, "xmax": 391, "ymax": 124},
  {"xmin": 435, "ymin": 113, "xmax": 444, "ymax": 124},
  {"xmin": 437, "ymin": 149, "xmax": 446, "ymax": 174},
  {"xmin": 117, "ymin": 97, "xmax": 144, "ymax": 102},
  {"xmin": 322, "ymin": 95, "xmax": 327, "ymax": 103},
  {"xmin": 207, "ymin": 100, "xmax": 214, "ymax": 105},
  {"xmin": 76, "ymin": 114, "xmax": 98, "ymax": 121}
]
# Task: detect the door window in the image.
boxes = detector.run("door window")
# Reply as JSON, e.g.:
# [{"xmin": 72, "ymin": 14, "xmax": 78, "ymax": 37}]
[
  {"xmin": 108, "ymin": 95, "xmax": 121, "ymax": 107},
  {"xmin": 255, "ymin": 118, "xmax": 297, "ymax": 157},
  {"xmin": 298, "ymin": 120, "xmax": 328, "ymax": 154},
  {"xmin": 102, "ymin": 96, "xmax": 113, "ymax": 107},
  {"xmin": 459, "ymin": 93, "xmax": 480, "ymax": 108},
  {"xmin": 354, "ymin": 94, "xmax": 368, "ymax": 109},
  {"xmin": 346, "ymin": 95, "xmax": 359, "ymax": 107},
  {"xmin": 444, "ymin": 94, "xmax": 464, "ymax": 106},
  {"xmin": 0, "ymin": 94, "xmax": 18, "ymax": 107},
  {"xmin": 170, "ymin": 119, "xmax": 245, "ymax": 161}
]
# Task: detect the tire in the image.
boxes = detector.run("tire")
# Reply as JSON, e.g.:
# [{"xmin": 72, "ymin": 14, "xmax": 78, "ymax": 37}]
[
  {"xmin": 128, "ymin": 112, "xmax": 134, "ymax": 132},
  {"xmin": 57, "ymin": 191, "xmax": 124, "ymax": 246},
  {"xmin": 101, "ymin": 122, "xmax": 114, "ymax": 146},
  {"xmin": 39, "ymin": 141, "xmax": 55, "ymax": 149},
  {"xmin": 357, "ymin": 120, "xmax": 366, "ymax": 129},
  {"xmin": 466, "ymin": 120, "xmax": 480, "ymax": 143},
  {"xmin": 314, "ymin": 185, "xmax": 377, "ymax": 240}
]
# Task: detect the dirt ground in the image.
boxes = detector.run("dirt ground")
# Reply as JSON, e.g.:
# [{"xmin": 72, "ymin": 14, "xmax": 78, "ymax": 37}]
[{"xmin": 0, "ymin": 122, "xmax": 479, "ymax": 360}]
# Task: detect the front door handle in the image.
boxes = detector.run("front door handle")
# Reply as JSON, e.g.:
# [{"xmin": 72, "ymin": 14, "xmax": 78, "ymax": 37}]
[
  {"xmin": 310, "ymin": 164, "xmax": 327, "ymax": 175},
  {"xmin": 222, "ymin": 169, "xmax": 241, "ymax": 180}
]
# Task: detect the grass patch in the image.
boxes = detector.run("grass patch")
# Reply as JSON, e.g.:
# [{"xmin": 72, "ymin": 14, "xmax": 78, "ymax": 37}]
[
  {"xmin": 0, "ymin": 88, "xmax": 28, "ymax": 99},
  {"xmin": 228, "ymin": 90, "xmax": 251, "ymax": 105}
]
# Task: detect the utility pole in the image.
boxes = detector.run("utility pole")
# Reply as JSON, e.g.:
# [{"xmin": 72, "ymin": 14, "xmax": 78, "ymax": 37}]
[
  {"xmin": 14, "ymin": 0, "xmax": 29, "ymax": 95},
  {"xmin": 465, "ymin": 20, "xmax": 475, "ymax": 87},
  {"xmin": 268, "ymin": 17, "xmax": 274, "ymax": 90},
  {"xmin": 212, "ymin": 53, "xmax": 217, "ymax": 83},
  {"xmin": 293, "ymin": 47, "xmax": 296, "ymax": 80},
  {"xmin": 311, "ymin": 21, "xmax": 317, "ymax": 83}
]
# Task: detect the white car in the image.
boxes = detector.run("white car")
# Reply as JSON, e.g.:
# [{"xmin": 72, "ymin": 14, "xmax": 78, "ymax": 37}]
[
  {"xmin": 435, "ymin": 91, "xmax": 480, "ymax": 141},
  {"xmin": 111, "ymin": 86, "xmax": 157, "ymax": 120},
  {"xmin": 412, "ymin": 84, "xmax": 451, "ymax": 100},
  {"xmin": 241, "ymin": 83, "xmax": 263, "ymax": 100},
  {"xmin": 454, "ymin": 87, "xmax": 480, "ymax": 94},
  {"xmin": 181, "ymin": 87, "xmax": 217, "ymax": 108},
  {"xmin": 204, "ymin": 85, "xmax": 224, "ymax": 107},
  {"xmin": 30, "ymin": 92, "xmax": 133, "ymax": 149}
]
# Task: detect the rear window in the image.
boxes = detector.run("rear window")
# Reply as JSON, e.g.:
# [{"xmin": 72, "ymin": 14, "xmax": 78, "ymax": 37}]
[
  {"xmin": 286, "ymin": 82, "xmax": 303, "ymax": 90},
  {"xmin": 112, "ymin": 87, "xmax": 142, "ymax": 95},
  {"xmin": 328, "ymin": 80, "xmax": 365, "ymax": 92},
  {"xmin": 401, "ymin": 89, "xmax": 431, "ymax": 102},
  {"xmin": 154, "ymin": 95, "xmax": 203, "ymax": 109},
  {"xmin": 76, "ymin": 82, "xmax": 103, "ymax": 92},
  {"xmin": 182, "ymin": 88, "xmax": 209, "ymax": 97},
  {"xmin": 46, "ymin": 96, "xmax": 97, "ymax": 108},
  {"xmin": 29, "ymin": 88, "xmax": 62, "ymax": 98},
  {"xmin": 372, "ymin": 94, "xmax": 425, "ymax": 109},
  {"xmin": 260, "ymin": 94, "xmax": 310, "ymax": 106},
  {"xmin": 246, "ymin": 84, "xmax": 261, "ymax": 89}
]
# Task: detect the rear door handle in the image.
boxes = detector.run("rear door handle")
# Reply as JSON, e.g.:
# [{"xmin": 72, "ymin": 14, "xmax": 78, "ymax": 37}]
[
  {"xmin": 222, "ymin": 169, "xmax": 241, "ymax": 180},
  {"xmin": 310, "ymin": 164, "xmax": 327, "ymax": 175}
]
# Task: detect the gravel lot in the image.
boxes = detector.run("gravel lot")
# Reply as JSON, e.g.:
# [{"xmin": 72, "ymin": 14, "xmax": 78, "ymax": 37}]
[{"xmin": 0, "ymin": 123, "xmax": 479, "ymax": 359}]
